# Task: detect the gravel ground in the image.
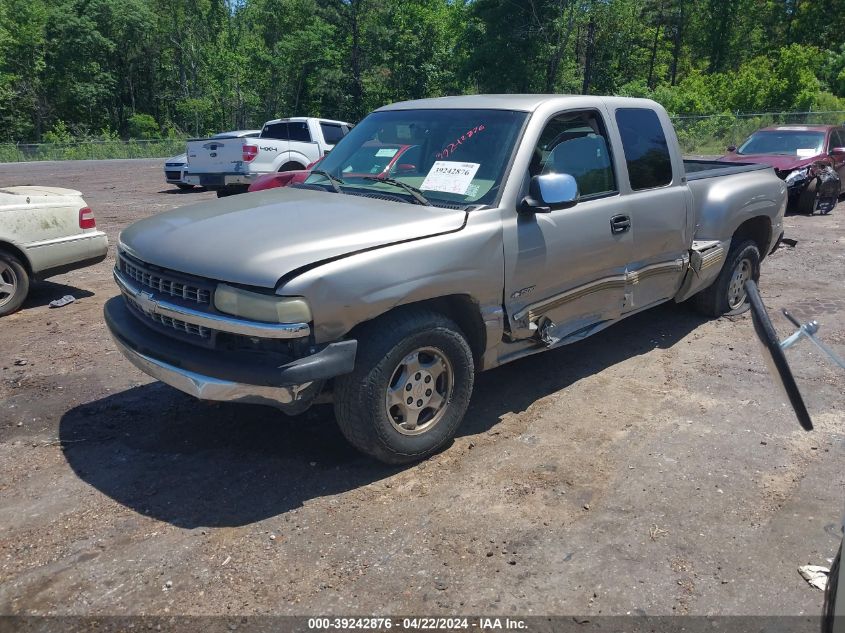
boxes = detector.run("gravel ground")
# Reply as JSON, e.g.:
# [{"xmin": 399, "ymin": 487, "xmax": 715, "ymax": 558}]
[{"xmin": 0, "ymin": 158, "xmax": 843, "ymax": 617}]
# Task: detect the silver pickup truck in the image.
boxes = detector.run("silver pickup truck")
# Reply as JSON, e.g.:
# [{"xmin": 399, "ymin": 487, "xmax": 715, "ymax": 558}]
[{"xmin": 105, "ymin": 95, "xmax": 786, "ymax": 463}]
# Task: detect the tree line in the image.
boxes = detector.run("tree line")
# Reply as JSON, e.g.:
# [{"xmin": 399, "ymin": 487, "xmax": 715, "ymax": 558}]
[{"xmin": 1, "ymin": 0, "xmax": 845, "ymax": 143}]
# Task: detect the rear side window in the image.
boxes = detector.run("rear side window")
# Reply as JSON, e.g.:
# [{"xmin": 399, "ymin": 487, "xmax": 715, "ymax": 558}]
[
  {"xmin": 288, "ymin": 122, "xmax": 311, "ymax": 142},
  {"xmin": 320, "ymin": 122, "xmax": 345, "ymax": 145},
  {"xmin": 615, "ymin": 108, "xmax": 672, "ymax": 191},
  {"xmin": 262, "ymin": 122, "xmax": 288, "ymax": 140}
]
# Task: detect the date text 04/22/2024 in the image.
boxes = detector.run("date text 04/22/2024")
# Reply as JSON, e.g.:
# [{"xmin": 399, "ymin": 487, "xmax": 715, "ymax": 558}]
[{"xmin": 307, "ymin": 617, "xmax": 528, "ymax": 630}]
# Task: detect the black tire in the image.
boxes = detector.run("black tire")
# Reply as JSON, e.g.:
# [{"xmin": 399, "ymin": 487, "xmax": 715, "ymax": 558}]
[
  {"xmin": 176, "ymin": 183, "xmax": 194, "ymax": 191},
  {"xmin": 216, "ymin": 185, "xmax": 248, "ymax": 198},
  {"xmin": 797, "ymin": 180, "xmax": 819, "ymax": 215},
  {"xmin": 278, "ymin": 162, "xmax": 305, "ymax": 172},
  {"xmin": 334, "ymin": 308, "xmax": 475, "ymax": 464},
  {"xmin": 0, "ymin": 251, "xmax": 30, "ymax": 317},
  {"xmin": 823, "ymin": 541, "xmax": 841, "ymax": 633},
  {"xmin": 694, "ymin": 239, "xmax": 761, "ymax": 317}
]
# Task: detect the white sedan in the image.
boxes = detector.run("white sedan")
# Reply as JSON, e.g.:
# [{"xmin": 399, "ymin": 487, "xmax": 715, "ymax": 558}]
[
  {"xmin": 0, "ymin": 186, "xmax": 108, "ymax": 316},
  {"xmin": 164, "ymin": 129, "xmax": 260, "ymax": 190}
]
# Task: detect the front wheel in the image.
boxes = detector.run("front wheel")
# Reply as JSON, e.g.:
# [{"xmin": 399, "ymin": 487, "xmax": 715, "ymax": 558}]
[
  {"xmin": 693, "ymin": 240, "xmax": 761, "ymax": 317},
  {"xmin": 797, "ymin": 180, "xmax": 819, "ymax": 215},
  {"xmin": 334, "ymin": 309, "xmax": 475, "ymax": 464}
]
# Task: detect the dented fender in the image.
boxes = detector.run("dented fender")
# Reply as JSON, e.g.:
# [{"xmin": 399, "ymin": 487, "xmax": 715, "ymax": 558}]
[{"xmin": 278, "ymin": 207, "xmax": 506, "ymax": 351}]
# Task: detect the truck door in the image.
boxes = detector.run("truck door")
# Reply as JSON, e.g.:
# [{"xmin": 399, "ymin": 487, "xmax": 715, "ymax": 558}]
[
  {"xmin": 613, "ymin": 107, "xmax": 690, "ymax": 312},
  {"xmin": 504, "ymin": 109, "xmax": 633, "ymax": 343},
  {"xmin": 257, "ymin": 122, "xmax": 292, "ymax": 170},
  {"xmin": 319, "ymin": 121, "xmax": 346, "ymax": 156}
]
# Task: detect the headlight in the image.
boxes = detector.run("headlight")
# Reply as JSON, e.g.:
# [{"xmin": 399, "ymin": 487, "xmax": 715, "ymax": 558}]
[
  {"xmin": 214, "ymin": 284, "xmax": 311, "ymax": 323},
  {"xmin": 784, "ymin": 168, "xmax": 810, "ymax": 187}
]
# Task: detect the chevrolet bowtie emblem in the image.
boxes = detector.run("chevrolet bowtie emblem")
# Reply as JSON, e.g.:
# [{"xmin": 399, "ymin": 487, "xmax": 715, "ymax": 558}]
[{"xmin": 136, "ymin": 290, "xmax": 158, "ymax": 315}]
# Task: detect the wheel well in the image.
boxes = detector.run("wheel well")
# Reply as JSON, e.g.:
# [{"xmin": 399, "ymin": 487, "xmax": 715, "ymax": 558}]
[
  {"xmin": 0, "ymin": 241, "xmax": 32, "ymax": 274},
  {"xmin": 353, "ymin": 295, "xmax": 487, "ymax": 367},
  {"xmin": 279, "ymin": 161, "xmax": 305, "ymax": 172},
  {"xmin": 732, "ymin": 216, "xmax": 771, "ymax": 259}
]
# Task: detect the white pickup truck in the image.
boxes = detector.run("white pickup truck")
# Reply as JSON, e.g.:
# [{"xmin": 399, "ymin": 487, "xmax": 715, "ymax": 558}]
[{"xmin": 185, "ymin": 117, "xmax": 352, "ymax": 197}]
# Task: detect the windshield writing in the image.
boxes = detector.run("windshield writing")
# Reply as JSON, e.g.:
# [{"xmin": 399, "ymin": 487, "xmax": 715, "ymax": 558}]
[{"xmin": 304, "ymin": 109, "xmax": 527, "ymax": 206}]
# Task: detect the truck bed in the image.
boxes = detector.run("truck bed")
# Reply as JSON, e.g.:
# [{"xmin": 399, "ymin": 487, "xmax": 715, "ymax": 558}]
[{"xmin": 683, "ymin": 159, "xmax": 772, "ymax": 181}]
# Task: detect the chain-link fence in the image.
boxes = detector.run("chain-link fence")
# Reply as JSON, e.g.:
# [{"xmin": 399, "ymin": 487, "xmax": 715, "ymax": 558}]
[
  {"xmin": 671, "ymin": 110, "xmax": 845, "ymax": 156},
  {"xmin": 0, "ymin": 139, "xmax": 188, "ymax": 163},
  {"xmin": 2, "ymin": 111, "xmax": 845, "ymax": 162}
]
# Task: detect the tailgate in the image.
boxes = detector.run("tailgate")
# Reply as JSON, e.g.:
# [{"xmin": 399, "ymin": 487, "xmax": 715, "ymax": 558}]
[{"xmin": 186, "ymin": 138, "xmax": 245, "ymax": 175}]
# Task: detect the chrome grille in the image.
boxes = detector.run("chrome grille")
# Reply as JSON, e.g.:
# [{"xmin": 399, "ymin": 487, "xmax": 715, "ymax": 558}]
[
  {"xmin": 126, "ymin": 295, "xmax": 212, "ymax": 340},
  {"xmin": 119, "ymin": 255, "xmax": 211, "ymax": 304}
]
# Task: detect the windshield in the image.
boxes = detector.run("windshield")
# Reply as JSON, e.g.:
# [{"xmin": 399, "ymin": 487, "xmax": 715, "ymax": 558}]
[
  {"xmin": 737, "ymin": 130, "xmax": 825, "ymax": 156},
  {"xmin": 304, "ymin": 109, "xmax": 528, "ymax": 206}
]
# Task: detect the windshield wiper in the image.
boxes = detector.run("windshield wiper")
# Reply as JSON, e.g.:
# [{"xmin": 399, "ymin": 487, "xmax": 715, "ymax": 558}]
[
  {"xmin": 362, "ymin": 176, "xmax": 431, "ymax": 206},
  {"xmin": 309, "ymin": 169, "xmax": 345, "ymax": 193}
]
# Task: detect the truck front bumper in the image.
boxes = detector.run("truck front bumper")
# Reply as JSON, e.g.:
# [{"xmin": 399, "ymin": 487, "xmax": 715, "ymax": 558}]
[{"xmin": 104, "ymin": 296, "xmax": 357, "ymax": 412}]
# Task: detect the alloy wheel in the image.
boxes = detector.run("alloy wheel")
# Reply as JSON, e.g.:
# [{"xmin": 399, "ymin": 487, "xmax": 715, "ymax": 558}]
[
  {"xmin": 0, "ymin": 261, "xmax": 18, "ymax": 309},
  {"xmin": 385, "ymin": 346, "xmax": 454, "ymax": 436}
]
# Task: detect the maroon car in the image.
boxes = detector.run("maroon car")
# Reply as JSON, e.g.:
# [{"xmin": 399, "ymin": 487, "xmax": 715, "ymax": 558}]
[{"xmin": 719, "ymin": 125, "xmax": 845, "ymax": 214}]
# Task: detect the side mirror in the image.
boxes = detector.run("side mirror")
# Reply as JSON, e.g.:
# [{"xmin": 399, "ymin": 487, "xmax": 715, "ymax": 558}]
[
  {"xmin": 727, "ymin": 145, "xmax": 737, "ymax": 153},
  {"xmin": 395, "ymin": 163, "xmax": 416, "ymax": 173},
  {"xmin": 829, "ymin": 147, "xmax": 845, "ymax": 156},
  {"xmin": 520, "ymin": 173, "xmax": 579, "ymax": 214}
]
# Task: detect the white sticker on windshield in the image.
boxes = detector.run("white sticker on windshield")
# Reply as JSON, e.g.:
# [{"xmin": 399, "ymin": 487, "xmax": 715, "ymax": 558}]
[
  {"xmin": 421, "ymin": 161, "xmax": 481, "ymax": 195},
  {"xmin": 375, "ymin": 148, "xmax": 398, "ymax": 158},
  {"xmin": 796, "ymin": 148, "xmax": 817, "ymax": 157}
]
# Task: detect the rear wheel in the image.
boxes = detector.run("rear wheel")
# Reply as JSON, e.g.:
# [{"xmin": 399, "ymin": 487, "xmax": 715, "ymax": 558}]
[
  {"xmin": 216, "ymin": 185, "xmax": 248, "ymax": 198},
  {"xmin": 279, "ymin": 162, "xmax": 305, "ymax": 172},
  {"xmin": 334, "ymin": 309, "xmax": 474, "ymax": 464},
  {"xmin": 0, "ymin": 252, "xmax": 29, "ymax": 317},
  {"xmin": 694, "ymin": 240, "xmax": 761, "ymax": 317}
]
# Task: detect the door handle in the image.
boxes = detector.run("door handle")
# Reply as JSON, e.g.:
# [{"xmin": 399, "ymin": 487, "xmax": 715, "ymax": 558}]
[{"xmin": 610, "ymin": 214, "xmax": 631, "ymax": 234}]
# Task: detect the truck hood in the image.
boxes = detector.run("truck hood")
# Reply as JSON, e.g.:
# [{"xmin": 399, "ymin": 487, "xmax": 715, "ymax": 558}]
[
  {"xmin": 119, "ymin": 186, "xmax": 467, "ymax": 289},
  {"xmin": 717, "ymin": 152, "xmax": 824, "ymax": 172}
]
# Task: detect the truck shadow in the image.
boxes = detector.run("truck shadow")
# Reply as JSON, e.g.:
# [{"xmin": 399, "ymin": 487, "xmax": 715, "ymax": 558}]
[{"xmin": 59, "ymin": 302, "xmax": 708, "ymax": 529}]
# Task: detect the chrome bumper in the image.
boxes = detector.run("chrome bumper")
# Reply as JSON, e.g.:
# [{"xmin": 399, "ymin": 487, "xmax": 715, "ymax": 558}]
[
  {"xmin": 109, "ymin": 329, "xmax": 312, "ymax": 407},
  {"xmin": 114, "ymin": 268, "xmax": 310, "ymax": 340}
]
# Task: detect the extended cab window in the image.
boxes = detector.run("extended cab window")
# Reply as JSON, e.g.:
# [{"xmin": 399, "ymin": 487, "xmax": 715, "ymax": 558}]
[
  {"xmin": 615, "ymin": 108, "xmax": 672, "ymax": 190},
  {"xmin": 532, "ymin": 110, "xmax": 617, "ymax": 198},
  {"xmin": 288, "ymin": 122, "xmax": 311, "ymax": 142},
  {"xmin": 261, "ymin": 122, "xmax": 311, "ymax": 142},
  {"xmin": 320, "ymin": 123, "xmax": 345, "ymax": 145}
]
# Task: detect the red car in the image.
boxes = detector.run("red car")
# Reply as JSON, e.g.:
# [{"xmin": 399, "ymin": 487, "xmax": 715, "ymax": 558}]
[
  {"xmin": 719, "ymin": 125, "xmax": 845, "ymax": 214},
  {"xmin": 247, "ymin": 143, "xmax": 419, "ymax": 192},
  {"xmin": 248, "ymin": 162, "xmax": 317, "ymax": 192}
]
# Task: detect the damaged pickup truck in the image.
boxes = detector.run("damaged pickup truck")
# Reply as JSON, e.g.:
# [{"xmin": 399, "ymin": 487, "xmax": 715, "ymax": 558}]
[
  {"xmin": 105, "ymin": 95, "xmax": 787, "ymax": 463},
  {"xmin": 719, "ymin": 124, "xmax": 845, "ymax": 214}
]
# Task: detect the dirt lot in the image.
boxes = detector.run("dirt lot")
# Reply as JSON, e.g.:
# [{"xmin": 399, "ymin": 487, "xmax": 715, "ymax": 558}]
[{"xmin": 0, "ymin": 158, "xmax": 843, "ymax": 617}]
